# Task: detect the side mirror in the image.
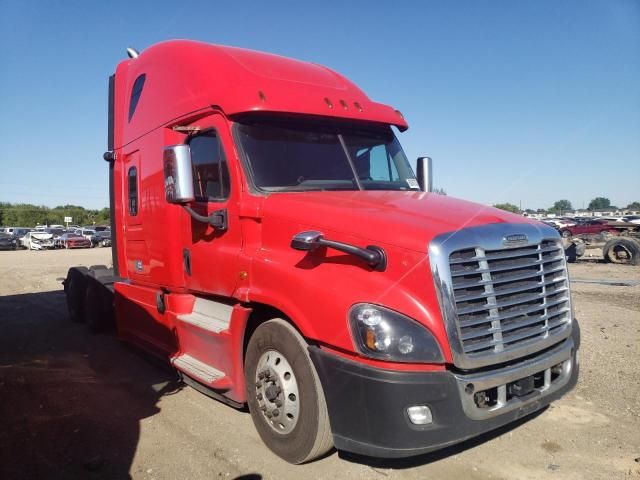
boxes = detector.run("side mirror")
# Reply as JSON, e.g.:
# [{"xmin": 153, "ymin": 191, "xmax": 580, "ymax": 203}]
[
  {"xmin": 163, "ymin": 145, "xmax": 195, "ymax": 204},
  {"xmin": 416, "ymin": 156, "xmax": 433, "ymax": 192}
]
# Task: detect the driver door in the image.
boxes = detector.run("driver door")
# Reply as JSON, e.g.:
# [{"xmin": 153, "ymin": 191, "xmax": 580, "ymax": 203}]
[{"xmin": 180, "ymin": 114, "xmax": 242, "ymax": 297}]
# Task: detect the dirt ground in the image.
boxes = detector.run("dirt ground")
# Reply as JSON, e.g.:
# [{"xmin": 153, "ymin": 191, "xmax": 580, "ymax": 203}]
[{"xmin": 0, "ymin": 248, "xmax": 638, "ymax": 480}]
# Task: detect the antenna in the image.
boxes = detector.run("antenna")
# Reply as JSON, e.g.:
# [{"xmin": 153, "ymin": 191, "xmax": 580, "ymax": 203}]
[{"xmin": 126, "ymin": 47, "xmax": 140, "ymax": 59}]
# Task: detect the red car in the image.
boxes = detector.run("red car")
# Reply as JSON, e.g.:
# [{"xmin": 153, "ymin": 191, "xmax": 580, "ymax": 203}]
[
  {"xmin": 559, "ymin": 219, "xmax": 619, "ymax": 238},
  {"xmin": 57, "ymin": 232, "xmax": 92, "ymax": 249}
]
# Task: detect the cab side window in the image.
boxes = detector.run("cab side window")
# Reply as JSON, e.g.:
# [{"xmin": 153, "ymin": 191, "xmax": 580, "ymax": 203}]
[
  {"xmin": 128, "ymin": 167, "xmax": 138, "ymax": 215},
  {"xmin": 189, "ymin": 132, "xmax": 230, "ymax": 201},
  {"xmin": 128, "ymin": 74, "xmax": 146, "ymax": 122}
]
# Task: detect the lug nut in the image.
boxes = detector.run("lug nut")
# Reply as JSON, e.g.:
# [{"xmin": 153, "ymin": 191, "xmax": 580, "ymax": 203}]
[
  {"xmin": 255, "ymin": 381, "xmax": 261, "ymax": 388},
  {"xmin": 258, "ymin": 372, "xmax": 265, "ymax": 379},
  {"xmin": 274, "ymin": 399, "xmax": 282, "ymax": 407},
  {"xmin": 257, "ymin": 393, "xmax": 263, "ymax": 401},
  {"xmin": 272, "ymin": 409, "xmax": 280, "ymax": 417}
]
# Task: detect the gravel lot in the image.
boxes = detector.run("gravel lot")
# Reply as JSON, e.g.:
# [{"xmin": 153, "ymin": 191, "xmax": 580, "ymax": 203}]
[{"xmin": 0, "ymin": 248, "xmax": 638, "ymax": 480}]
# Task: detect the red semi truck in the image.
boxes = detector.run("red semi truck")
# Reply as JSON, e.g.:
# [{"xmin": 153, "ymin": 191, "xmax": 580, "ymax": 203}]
[{"xmin": 65, "ymin": 40, "xmax": 579, "ymax": 463}]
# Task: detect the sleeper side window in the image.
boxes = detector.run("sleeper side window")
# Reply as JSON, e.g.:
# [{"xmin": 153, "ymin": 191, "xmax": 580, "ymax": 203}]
[
  {"xmin": 189, "ymin": 132, "xmax": 231, "ymax": 201},
  {"xmin": 128, "ymin": 167, "xmax": 138, "ymax": 215},
  {"xmin": 128, "ymin": 74, "xmax": 146, "ymax": 122}
]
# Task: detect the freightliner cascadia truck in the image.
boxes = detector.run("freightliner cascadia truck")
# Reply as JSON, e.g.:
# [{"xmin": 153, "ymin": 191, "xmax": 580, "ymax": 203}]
[{"xmin": 64, "ymin": 40, "xmax": 579, "ymax": 464}]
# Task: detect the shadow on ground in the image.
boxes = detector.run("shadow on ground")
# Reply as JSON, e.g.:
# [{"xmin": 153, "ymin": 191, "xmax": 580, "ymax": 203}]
[{"xmin": 0, "ymin": 290, "xmax": 181, "ymax": 479}]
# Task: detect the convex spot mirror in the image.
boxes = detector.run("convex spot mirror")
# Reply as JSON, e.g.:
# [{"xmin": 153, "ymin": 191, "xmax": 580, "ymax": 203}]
[{"xmin": 163, "ymin": 145, "xmax": 195, "ymax": 204}]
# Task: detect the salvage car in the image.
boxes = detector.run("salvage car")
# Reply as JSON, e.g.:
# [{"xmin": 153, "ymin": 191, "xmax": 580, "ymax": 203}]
[
  {"xmin": 57, "ymin": 232, "xmax": 92, "ymax": 249},
  {"xmin": 21, "ymin": 231, "xmax": 55, "ymax": 250},
  {"xmin": 559, "ymin": 219, "xmax": 619, "ymax": 238},
  {"xmin": 90, "ymin": 230, "xmax": 112, "ymax": 248},
  {"xmin": 0, "ymin": 232, "xmax": 18, "ymax": 250}
]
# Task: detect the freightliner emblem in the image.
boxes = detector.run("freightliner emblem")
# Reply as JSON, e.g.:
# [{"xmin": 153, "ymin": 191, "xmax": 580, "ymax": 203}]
[{"xmin": 503, "ymin": 234, "xmax": 528, "ymax": 246}]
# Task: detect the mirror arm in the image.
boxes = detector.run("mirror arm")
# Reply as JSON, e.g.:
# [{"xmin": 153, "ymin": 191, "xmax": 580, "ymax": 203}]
[
  {"xmin": 183, "ymin": 206, "xmax": 228, "ymax": 231},
  {"xmin": 291, "ymin": 231, "xmax": 386, "ymax": 271}
]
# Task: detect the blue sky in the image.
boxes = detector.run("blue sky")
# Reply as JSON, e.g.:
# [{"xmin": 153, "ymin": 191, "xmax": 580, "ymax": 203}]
[{"xmin": 0, "ymin": 0, "xmax": 638, "ymax": 210}]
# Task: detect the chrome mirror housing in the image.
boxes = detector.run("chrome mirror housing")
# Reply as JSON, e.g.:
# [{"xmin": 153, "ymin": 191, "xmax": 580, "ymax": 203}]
[{"xmin": 163, "ymin": 145, "xmax": 195, "ymax": 204}]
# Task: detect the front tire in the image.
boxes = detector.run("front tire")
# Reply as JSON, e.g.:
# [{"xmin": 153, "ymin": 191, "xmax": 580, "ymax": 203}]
[{"xmin": 245, "ymin": 319, "xmax": 333, "ymax": 464}]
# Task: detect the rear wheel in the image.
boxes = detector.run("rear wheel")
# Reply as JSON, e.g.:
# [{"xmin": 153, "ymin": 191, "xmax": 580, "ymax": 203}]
[
  {"xmin": 245, "ymin": 319, "xmax": 333, "ymax": 464},
  {"xmin": 603, "ymin": 237, "xmax": 640, "ymax": 265},
  {"xmin": 84, "ymin": 279, "xmax": 114, "ymax": 333},
  {"xmin": 64, "ymin": 267, "xmax": 89, "ymax": 323}
]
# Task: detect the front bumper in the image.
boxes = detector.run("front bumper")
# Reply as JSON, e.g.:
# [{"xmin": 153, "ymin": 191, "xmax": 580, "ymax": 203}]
[{"xmin": 309, "ymin": 324, "xmax": 579, "ymax": 458}]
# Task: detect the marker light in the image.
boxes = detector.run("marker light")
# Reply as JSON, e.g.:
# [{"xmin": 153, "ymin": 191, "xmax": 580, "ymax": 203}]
[
  {"xmin": 349, "ymin": 304, "xmax": 444, "ymax": 363},
  {"xmin": 407, "ymin": 405, "xmax": 433, "ymax": 425}
]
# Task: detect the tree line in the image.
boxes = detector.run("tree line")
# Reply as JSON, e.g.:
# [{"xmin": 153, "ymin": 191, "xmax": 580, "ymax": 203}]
[
  {"xmin": 493, "ymin": 198, "xmax": 640, "ymax": 215},
  {"xmin": 0, "ymin": 203, "xmax": 110, "ymax": 227}
]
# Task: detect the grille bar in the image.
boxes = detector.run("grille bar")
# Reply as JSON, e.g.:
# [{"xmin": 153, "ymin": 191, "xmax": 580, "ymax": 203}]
[
  {"xmin": 450, "ymin": 254, "xmax": 563, "ymax": 277},
  {"xmin": 452, "ymin": 265, "xmax": 566, "ymax": 290},
  {"xmin": 449, "ymin": 245, "xmax": 562, "ymax": 264}
]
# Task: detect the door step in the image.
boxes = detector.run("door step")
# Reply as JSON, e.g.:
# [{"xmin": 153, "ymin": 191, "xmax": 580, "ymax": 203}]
[
  {"xmin": 171, "ymin": 354, "xmax": 228, "ymax": 386},
  {"xmin": 177, "ymin": 297, "xmax": 233, "ymax": 333}
]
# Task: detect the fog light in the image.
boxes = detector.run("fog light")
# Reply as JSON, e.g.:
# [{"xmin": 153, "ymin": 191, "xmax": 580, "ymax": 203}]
[{"xmin": 407, "ymin": 405, "xmax": 432, "ymax": 425}]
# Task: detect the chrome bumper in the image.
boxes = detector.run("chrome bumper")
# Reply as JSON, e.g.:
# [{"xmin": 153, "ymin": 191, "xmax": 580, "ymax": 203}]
[{"xmin": 454, "ymin": 337, "xmax": 575, "ymax": 420}]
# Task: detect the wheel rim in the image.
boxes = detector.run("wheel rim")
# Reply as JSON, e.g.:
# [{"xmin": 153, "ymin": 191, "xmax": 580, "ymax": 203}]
[
  {"xmin": 254, "ymin": 349, "xmax": 300, "ymax": 434},
  {"xmin": 610, "ymin": 244, "xmax": 632, "ymax": 263}
]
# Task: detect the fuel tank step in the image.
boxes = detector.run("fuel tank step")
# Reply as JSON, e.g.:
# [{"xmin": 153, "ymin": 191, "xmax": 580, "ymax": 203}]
[
  {"xmin": 177, "ymin": 297, "xmax": 233, "ymax": 333},
  {"xmin": 171, "ymin": 353, "xmax": 230, "ymax": 389}
]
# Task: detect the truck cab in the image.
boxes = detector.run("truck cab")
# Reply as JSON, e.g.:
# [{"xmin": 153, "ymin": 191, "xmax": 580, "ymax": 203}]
[{"xmin": 66, "ymin": 40, "xmax": 579, "ymax": 463}]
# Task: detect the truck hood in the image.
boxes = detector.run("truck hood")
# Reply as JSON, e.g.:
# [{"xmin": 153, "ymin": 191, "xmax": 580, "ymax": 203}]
[{"xmin": 262, "ymin": 191, "xmax": 536, "ymax": 253}]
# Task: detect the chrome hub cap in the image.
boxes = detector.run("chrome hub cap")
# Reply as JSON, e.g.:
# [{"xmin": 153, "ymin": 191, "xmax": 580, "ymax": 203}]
[{"xmin": 254, "ymin": 349, "xmax": 299, "ymax": 434}]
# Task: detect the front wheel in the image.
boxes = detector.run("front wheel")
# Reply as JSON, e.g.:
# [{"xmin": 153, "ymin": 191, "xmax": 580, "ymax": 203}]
[{"xmin": 245, "ymin": 319, "xmax": 333, "ymax": 464}]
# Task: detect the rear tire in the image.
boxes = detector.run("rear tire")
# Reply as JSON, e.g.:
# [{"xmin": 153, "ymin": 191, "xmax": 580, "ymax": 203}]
[
  {"xmin": 603, "ymin": 237, "xmax": 640, "ymax": 265},
  {"xmin": 245, "ymin": 319, "xmax": 333, "ymax": 464},
  {"xmin": 64, "ymin": 267, "xmax": 89, "ymax": 323},
  {"xmin": 84, "ymin": 278, "xmax": 114, "ymax": 333}
]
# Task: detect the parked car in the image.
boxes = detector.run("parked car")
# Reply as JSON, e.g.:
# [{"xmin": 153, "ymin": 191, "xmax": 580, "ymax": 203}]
[
  {"xmin": 90, "ymin": 231, "xmax": 112, "ymax": 248},
  {"xmin": 20, "ymin": 231, "xmax": 55, "ymax": 250},
  {"xmin": 94, "ymin": 225, "xmax": 110, "ymax": 232},
  {"xmin": 74, "ymin": 228, "xmax": 97, "ymax": 240},
  {"xmin": 57, "ymin": 232, "xmax": 92, "ymax": 249},
  {"xmin": 622, "ymin": 215, "xmax": 640, "ymax": 225},
  {"xmin": 0, "ymin": 232, "xmax": 18, "ymax": 250},
  {"xmin": 559, "ymin": 219, "xmax": 620, "ymax": 238}
]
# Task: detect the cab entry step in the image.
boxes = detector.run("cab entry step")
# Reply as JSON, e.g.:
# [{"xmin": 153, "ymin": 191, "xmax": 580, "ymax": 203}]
[
  {"xmin": 172, "ymin": 353, "xmax": 227, "ymax": 385},
  {"xmin": 177, "ymin": 297, "xmax": 233, "ymax": 333}
]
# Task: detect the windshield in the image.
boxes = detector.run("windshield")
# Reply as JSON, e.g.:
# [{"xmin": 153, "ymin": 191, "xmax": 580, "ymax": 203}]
[{"xmin": 236, "ymin": 120, "xmax": 419, "ymax": 192}]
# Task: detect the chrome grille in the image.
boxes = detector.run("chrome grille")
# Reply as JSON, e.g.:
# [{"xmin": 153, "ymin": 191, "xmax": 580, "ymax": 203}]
[
  {"xmin": 450, "ymin": 240, "xmax": 570, "ymax": 359},
  {"xmin": 429, "ymin": 223, "xmax": 573, "ymax": 369}
]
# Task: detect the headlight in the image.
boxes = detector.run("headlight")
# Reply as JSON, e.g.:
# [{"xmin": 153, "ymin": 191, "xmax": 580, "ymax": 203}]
[{"xmin": 349, "ymin": 304, "xmax": 444, "ymax": 363}]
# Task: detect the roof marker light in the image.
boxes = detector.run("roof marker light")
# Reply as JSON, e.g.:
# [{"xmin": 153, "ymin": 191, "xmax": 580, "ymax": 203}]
[
  {"xmin": 353, "ymin": 101, "xmax": 363, "ymax": 112},
  {"xmin": 258, "ymin": 90, "xmax": 267, "ymax": 102},
  {"xmin": 324, "ymin": 97, "xmax": 333, "ymax": 109},
  {"xmin": 339, "ymin": 99, "xmax": 348, "ymax": 110},
  {"xmin": 126, "ymin": 47, "xmax": 140, "ymax": 59}
]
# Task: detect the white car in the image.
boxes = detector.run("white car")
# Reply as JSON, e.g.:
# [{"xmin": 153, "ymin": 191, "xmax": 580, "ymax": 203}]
[
  {"xmin": 622, "ymin": 215, "xmax": 640, "ymax": 225},
  {"xmin": 21, "ymin": 231, "xmax": 55, "ymax": 250},
  {"xmin": 545, "ymin": 218, "xmax": 575, "ymax": 228},
  {"xmin": 74, "ymin": 228, "xmax": 97, "ymax": 240}
]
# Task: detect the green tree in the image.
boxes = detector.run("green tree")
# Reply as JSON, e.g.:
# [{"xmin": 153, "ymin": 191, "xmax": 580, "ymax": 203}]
[
  {"xmin": 493, "ymin": 203, "xmax": 520, "ymax": 214},
  {"xmin": 588, "ymin": 197, "xmax": 611, "ymax": 210},
  {"xmin": 550, "ymin": 199, "xmax": 572, "ymax": 213},
  {"xmin": 627, "ymin": 201, "xmax": 640, "ymax": 210}
]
